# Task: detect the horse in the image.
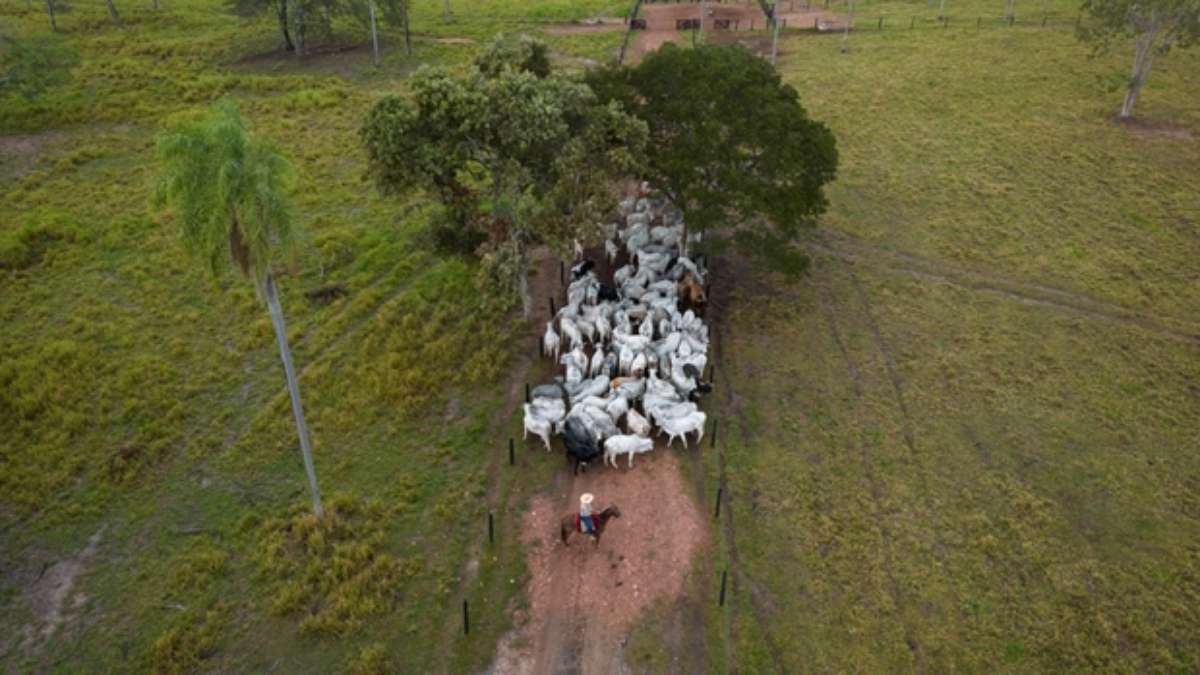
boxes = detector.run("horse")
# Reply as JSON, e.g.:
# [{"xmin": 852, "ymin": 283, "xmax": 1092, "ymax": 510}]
[{"xmin": 560, "ymin": 505, "xmax": 621, "ymax": 546}]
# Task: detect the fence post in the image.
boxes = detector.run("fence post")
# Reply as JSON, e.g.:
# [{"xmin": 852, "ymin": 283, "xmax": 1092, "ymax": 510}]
[
  {"xmin": 488, "ymin": 512, "xmax": 494, "ymax": 544},
  {"xmin": 560, "ymin": 260, "xmax": 565, "ymax": 286},
  {"xmin": 814, "ymin": 16, "xmax": 819, "ymax": 30},
  {"xmin": 525, "ymin": 383, "xmax": 530, "ymax": 404},
  {"xmin": 1008, "ymin": 14, "xmax": 1014, "ymax": 25},
  {"xmin": 710, "ymin": 418, "xmax": 719, "ymax": 448},
  {"xmin": 878, "ymin": 16, "xmax": 882, "ymax": 29},
  {"xmin": 1041, "ymin": 13, "xmax": 1046, "ymax": 26},
  {"xmin": 910, "ymin": 15, "xmax": 915, "ymax": 28},
  {"xmin": 714, "ymin": 486, "xmax": 723, "ymax": 519},
  {"xmin": 463, "ymin": 600, "xmax": 470, "ymax": 635},
  {"xmin": 719, "ymin": 570, "xmax": 728, "ymax": 606},
  {"xmin": 549, "ymin": 296, "xmax": 556, "ymax": 316},
  {"xmin": 509, "ymin": 438, "xmax": 515, "ymax": 465}
]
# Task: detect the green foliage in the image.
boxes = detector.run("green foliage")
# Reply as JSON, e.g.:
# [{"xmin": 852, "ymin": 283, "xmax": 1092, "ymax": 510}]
[
  {"xmin": 256, "ymin": 495, "xmax": 421, "ymax": 636},
  {"xmin": 1078, "ymin": 0, "xmax": 1200, "ymax": 50},
  {"xmin": 361, "ymin": 35, "xmax": 647, "ymax": 303},
  {"xmin": 0, "ymin": 33, "xmax": 79, "ymax": 100},
  {"xmin": 587, "ymin": 43, "xmax": 838, "ymax": 275},
  {"xmin": 154, "ymin": 98, "xmax": 298, "ymax": 290},
  {"xmin": 474, "ymin": 33, "xmax": 551, "ymax": 79}
]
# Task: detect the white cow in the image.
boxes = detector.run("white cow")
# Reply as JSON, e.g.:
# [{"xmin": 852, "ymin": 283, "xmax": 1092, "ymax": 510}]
[{"xmin": 604, "ymin": 434, "xmax": 655, "ymax": 468}]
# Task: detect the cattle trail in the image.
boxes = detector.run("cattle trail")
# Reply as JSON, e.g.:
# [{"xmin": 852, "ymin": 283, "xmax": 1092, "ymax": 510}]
[{"xmin": 489, "ymin": 188, "xmax": 715, "ymax": 672}]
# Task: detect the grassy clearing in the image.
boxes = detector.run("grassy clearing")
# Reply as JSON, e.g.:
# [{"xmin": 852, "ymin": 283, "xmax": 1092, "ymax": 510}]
[
  {"xmin": 703, "ymin": 4, "xmax": 1200, "ymax": 671},
  {"xmin": 0, "ymin": 0, "xmax": 617, "ymax": 671}
]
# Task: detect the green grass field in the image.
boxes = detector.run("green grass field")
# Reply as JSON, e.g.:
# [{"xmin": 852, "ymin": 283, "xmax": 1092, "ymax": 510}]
[
  {"xmin": 701, "ymin": 12, "xmax": 1200, "ymax": 674},
  {"xmin": 2, "ymin": 0, "xmax": 1198, "ymax": 671}
]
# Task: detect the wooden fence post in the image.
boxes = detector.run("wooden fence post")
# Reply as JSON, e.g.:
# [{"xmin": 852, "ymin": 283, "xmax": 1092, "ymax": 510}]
[
  {"xmin": 719, "ymin": 570, "xmax": 728, "ymax": 606},
  {"xmin": 463, "ymin": 600, "xmax": 470, "ymax": 635}
]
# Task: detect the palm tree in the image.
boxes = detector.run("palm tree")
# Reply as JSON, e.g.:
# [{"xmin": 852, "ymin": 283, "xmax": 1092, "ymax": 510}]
[{"xmin": 154, "ymin": 100, "xmax": 325, "ymax": 519}]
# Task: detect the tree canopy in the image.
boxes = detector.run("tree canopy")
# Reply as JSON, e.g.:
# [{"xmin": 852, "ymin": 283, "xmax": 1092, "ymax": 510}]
[
  {"xmin": 154, "ymin": 99, "xmax": 298, "ymax": 290},
  {"xmin": 360, "ymin": 35, "xmax": 648, "ymax": 313},
  {"xmin": 1078, "ymin": 0, "xmax": 1200, "ymax": 117},
  {"xmin": 587, "ymin": 43, "xmax": 838, "ymax": 274},
  {"xmin": 0, "ymin": 34, "xmax": 79, "ymax": 100}
]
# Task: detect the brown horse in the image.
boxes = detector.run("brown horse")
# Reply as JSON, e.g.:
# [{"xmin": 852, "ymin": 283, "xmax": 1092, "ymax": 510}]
[
  {"xmin": 678, "ymin": 272, "xmax": 707, "ymax": 307},
  {"xmin": 560, "ymin": 505, "xmax": 621, "ymax": 546}
]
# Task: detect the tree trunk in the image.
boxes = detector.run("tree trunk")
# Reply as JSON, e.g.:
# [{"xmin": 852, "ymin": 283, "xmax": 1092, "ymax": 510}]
[
  {"xmin": 443, "ymin": 0, "xmax": 449, "ymax": 20},
  {"xmin": 841, "ymin": 0, "xmax": 853, "ymax": 52},
  {"xmin": 368, "ymin": 0, "xmax": 380, "ymax": 65},
  {"xmin": 403, "ymin": 2, "xmax": 412, "ymax": 55},
  {"xmin": 1120, "ymin": 27, "xmax": 1157, "ymax": 118},
  {"xmin": 153, "ymin": 0, "xmax": 159, "ymax": 10},
  {"xmin": 938, "ymin": 0, "xmax": 945, "ymax": 19},
  {"xmin": 295, "ymin": 0, "xmax": 306, "ymax": 59},
  {"xmin": 46, "ymin": 0, "xmax": 57, "ymax": 31},
  {"xmin": 618, "ymin": 0, "xmax": 643, "ymax": 64},
  {"xmin": 519, "ymin": 262, "xmax": 532, "ymax": 318},
  {"xmin": 277, "ymin": 0, "xmax": 295, "ymax": 51},
  {"xmin": 265, "ymin": 273, "xmax": 325, "ymax": 520},
  {"xmin": 771, "ymin": 0, "xmax": 781, "ymax": 63},
  {"xmin": 104, "ymin": 0, "xmax": 122, "ymax": 26}
]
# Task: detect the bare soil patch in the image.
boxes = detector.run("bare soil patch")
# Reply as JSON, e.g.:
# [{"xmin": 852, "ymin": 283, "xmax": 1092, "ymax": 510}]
[
  {"xmin": 490, "ymin": 449, "xmax": 708, "ymax": 673},
  {"xmin": 1117, "ymin": 115, "xmax": 1194, "ymax": 140},
  {"xmin": 18, "ymin": 528, "xmax": 104, "ymax": 653},
  {"xmin": 542, "ymin": 18, "xmax": 625, "ymax": 36}
]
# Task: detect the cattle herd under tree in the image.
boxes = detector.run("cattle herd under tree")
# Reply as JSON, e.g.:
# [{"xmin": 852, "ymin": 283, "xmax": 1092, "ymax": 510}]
[{"xmin": 524, "ymin": 183, "xmax": 713, "ymax": 474}]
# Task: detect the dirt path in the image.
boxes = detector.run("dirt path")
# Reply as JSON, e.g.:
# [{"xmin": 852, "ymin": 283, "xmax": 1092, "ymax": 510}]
[{"xmin": 491, "ymin": 450, "xmax": 707, "ymax": 674}]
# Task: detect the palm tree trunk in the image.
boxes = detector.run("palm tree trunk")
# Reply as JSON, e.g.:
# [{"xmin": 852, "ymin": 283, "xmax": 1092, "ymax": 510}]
[
  {"xmin": 46, "ymin": 0, "xmax": 58, "ymax": 31},
  {"xmin": 265, "ymin": 273, "xmax": 325, "ymax": 520},
  {"xmin": 368, "ymin": 0, "xmax": 380, "ymax": 65},
  {"xmin": 104, "ymin": 0, "xmax": 122, "ymax": 26}
]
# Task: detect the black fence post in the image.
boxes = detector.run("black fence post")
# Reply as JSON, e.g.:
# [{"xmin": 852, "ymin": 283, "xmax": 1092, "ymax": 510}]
[
  {"xmin": 910, "ymin": 16, "xmax": 915, "ymax": 28},
  {"xmin": 1041, "ymin": 13, "xmax": 1047, "ymax": 26},
  {"xmin": 549, "ymin": 296, "xmax": 556, "ymax": 316},
  {"xmin": 977, "ymin": 16, "xmax": 981, "ymax": 28},
  {"xmin": 525, "ymin": 383, "xmax": 530, "ymax": 404},
  {"xmin": 714, "ymin": 487, "xmax": 723, "ymax": 519},
  {"xmin": 488, "ymin": 512, "xmax": 494, "ymax": 544},
  {"xmin": 509, "ymin": 438, "xmax": 515, "ymax": 465},
  {"xmin": 719, "ymin": 570, "xmax": 728, "ymax": 606},
  {"xmin": 710, "ymin": 418, "xmax": 719, "ymax": 448},
  {"xmin": 878, "ymin": 16, "xmax": 882, "ymax": 29},
  {"xmin": 463, "ymin": 600, "xmax": 470, "ymax": 635},
  {"xmin": 560, "ymin": 260, "xmax": 565, "ymax": 286}
]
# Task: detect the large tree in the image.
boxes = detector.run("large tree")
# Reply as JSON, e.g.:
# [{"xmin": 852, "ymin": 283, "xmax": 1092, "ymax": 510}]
[
  {"xmin": 361, "ymin": 35, "xmax": 648, "ymax": 315},
  {"xmin": 0, "ymin": 33, "xmax": 79, "ymax": 99},
  {"xmin": 1078, "ymin": 0, "xmax": 1199, "ymax": 118},
  {"xmin": 154, "ymin": 100, "xmax": 326, "ymax": 520},
  {"xmin": 587, "ymin": 43, "xmax": 838, "ymax": 274}
]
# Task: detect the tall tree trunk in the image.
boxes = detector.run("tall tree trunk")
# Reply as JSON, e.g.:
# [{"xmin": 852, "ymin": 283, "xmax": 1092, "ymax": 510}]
[
  {"xmin": 443, "ymin": 0, "xmax": 449, "ymax": 20},
  {"xmin": 46, "ymin": 0, "xmax": 57, "ymax": 31},
  {"xmin": 368, "ymin": 0, "xmax": 380, "ymax": 65},
  {"xmin": 519, "ymin": 262, "xmax": 532, "ymax": 318},
  {"xmin": 277, "ymin": 0, "xmax": 295, "ymax": 51},
  {"xmin": 1120, "ymin": 28, "xmax": 1158, "ymax": 118},
  {"xmin": 771, "ymin": 0, "xmax": 781, "ymax": 63},
  {"xmin": 402, "ymin": 2, "xmax": 412, "ymax": 55},
  {"xmin": 841, "ymin": 0, "xmax": 853, "ymax": 52},
  {"xmin": 265, "ymin": 274, "xmax": 325, "ymax": 520},
  {"xmin": 618, "ymin": 0, "xmax": 643, "ymax": 64},
  {"xmin": 295, "ymin": 0, "xmax": 306, "ymax": 59},
  {"xmin": 104, "ymin": 0, "xmax": 122, "ymax": 26}
]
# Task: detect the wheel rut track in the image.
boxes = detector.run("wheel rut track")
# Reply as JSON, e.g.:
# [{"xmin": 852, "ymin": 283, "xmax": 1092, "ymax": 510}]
[
  {"xmin": 803, "ymin": 231, "xmax": 1200, "ymax": 345},
  {"xmin": 709, "ymin": 254, "xmax": 788, "ymax": 675}
]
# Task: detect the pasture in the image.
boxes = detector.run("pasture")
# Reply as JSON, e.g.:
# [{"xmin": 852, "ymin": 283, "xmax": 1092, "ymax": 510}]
[{"xmin": 2, "ymin": 0, "xmax": 1198, "ymax": 671}]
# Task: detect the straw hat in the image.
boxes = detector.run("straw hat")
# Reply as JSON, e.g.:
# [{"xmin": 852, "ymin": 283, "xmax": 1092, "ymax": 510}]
[{"xmin": 580, "ymin": 493, "xmax": 594, "ymax": 506}]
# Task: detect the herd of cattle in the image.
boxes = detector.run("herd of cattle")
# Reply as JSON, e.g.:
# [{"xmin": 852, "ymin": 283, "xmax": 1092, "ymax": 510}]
[{"xmin": 523, "ymin": 187, "xmax": 713, "ymax": 473}]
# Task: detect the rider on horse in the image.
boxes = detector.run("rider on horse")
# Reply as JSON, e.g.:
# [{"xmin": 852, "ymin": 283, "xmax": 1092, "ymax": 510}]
[{"xmin": 579, "ymin": 493, "xmax": 595, "ymax": 536}]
